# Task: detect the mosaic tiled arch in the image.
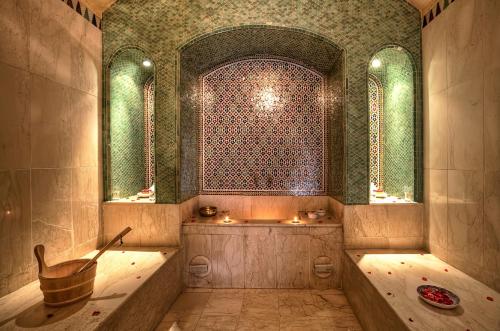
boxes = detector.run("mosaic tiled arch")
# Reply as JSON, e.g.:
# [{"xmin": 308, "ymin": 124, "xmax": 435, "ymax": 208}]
[
  {"xmin": 366, "ymin": 45, "xmax": 420, "ymax": 200},
  {"xmin": 103, "ymin": 46, "xmax": 156, "ymax": 200},
  {"xmin": 103, "ymin": 0, "xmax": 422, "ymax": 204},
  {"xmin": 178, "ymin": 25, "xmax": 345, "ymax": 200}
]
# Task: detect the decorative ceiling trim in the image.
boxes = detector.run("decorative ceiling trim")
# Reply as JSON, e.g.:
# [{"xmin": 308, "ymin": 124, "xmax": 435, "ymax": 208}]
[
  {"xmin": 61, "ymin": 0, "xmax": 101, "ymax": 29},
  {"xmin": 421, "ymin": 0, "xmax": 455, "ymax": 28}
]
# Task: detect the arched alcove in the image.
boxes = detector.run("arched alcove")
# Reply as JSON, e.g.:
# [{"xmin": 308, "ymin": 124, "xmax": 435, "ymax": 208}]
[
  {"xmin": 104, "ymin": 48, "xmax": 156, "ymax": 201},
  {"xmin": 368, "ymin": 46, "xmax": 416, "ymax": 203},
  {"xmin": 178, "ymin": 26, "xmax": 345, "ymax": 199}
]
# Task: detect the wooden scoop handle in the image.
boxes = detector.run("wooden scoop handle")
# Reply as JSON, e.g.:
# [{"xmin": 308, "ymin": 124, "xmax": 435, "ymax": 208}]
[
  {"xmin": 34, "ymin": 245, "xmax": 48, "ymax": 275},
  {"xmin": 76, "ymin": 227, "xmax": 132, "ymax": 274}
]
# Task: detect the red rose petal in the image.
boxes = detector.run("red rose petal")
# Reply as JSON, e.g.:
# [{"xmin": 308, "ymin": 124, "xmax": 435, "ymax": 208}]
[
  {"xmin": 487, "ymin": 296, "xmax": 494, "ymax": 301},
  {"xmin": 387, "ymin": 292, "xmax": 392, "ymax": 296},
  {"xmin": 131, "ymin": 262, "xmax": 135, "ymax": 265},
  {"xmin": 444, "ymin": 269, "xmax": 448, "ymax": 272},
  {"xmin": 46, "ymin": 313, "xmax": 54, "ymax": 318},
  {"xmin": 367, "ymin": 271, "xmax": 372, "ymax": 274},
  {"xmin": 92, "ymin": 311, "xmax": 100, "ymax": 316},
  {"xmin": 400, "ymin": 262, "xmax": 405, "ymax": 264},
  {"xmin": 388, "ymin": 271, "xmax": 392, "ymax": 275},
  {"xmin": 136, "ymin": 276, "xmax": 141, "ymax": 279},
  {"xmin": 356, "ymin": 254, "xmax": 361, "ymax": 257},
  {"xmin": 422, "ymin": 277, "xmax": 428, "ymax": 281},
  {"xmin": 409, "ymin": 318, "xmax": 414, "ymax": 322}
]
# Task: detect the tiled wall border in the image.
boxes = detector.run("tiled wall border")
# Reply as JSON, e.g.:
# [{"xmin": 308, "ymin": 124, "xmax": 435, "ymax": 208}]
[
  {"xmin": 422, "ymin": 0, "xmax": 455, "ymax": 28},
  {"xmin": 61, "ymin": 0, "xmax": 101, "ymax": 29}
]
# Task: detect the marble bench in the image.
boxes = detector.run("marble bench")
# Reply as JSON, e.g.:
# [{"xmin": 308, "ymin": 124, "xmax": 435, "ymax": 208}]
[
  {"xmin": 0, "ymin": 247, "xmax": 182, "ymax": 331},
  {"xmin": 343, "ymin": 249, "xmax": 500, "ymax": 331}
]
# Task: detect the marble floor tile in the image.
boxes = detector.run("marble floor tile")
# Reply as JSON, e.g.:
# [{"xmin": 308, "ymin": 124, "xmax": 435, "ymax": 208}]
[
  {"xmin": 236, "ymin": 313, "xmax": 279, "ymax": 331},
  {"xmin": 203, "ymin": 292, "xmax": 244, "ymax": 315},
  {"xmin": 196, "ymin": 314, "xmax": 239, "ymax": 331},
  {"xmin": 160, "ymin": 289, "xmax": 362, "ymax": 331}
]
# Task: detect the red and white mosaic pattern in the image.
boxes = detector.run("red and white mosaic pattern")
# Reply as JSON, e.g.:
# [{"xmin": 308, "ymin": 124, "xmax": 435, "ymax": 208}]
[
  {"xmin": 200, "ymin": 58, "xmax": 326, "ymax": 195},
  {"xmin": 144, "ymin": 77, "xmax": 155, "ymax": 188},
  {"xmin": 368, "ymin": 76, "xmax": 384, "ymax": 190}
]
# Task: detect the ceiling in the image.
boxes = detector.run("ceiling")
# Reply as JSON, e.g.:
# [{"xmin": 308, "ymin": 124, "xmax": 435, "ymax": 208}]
[{"xmin": 85, "ymin": 0, "xmax": 433, "ymax": 18}]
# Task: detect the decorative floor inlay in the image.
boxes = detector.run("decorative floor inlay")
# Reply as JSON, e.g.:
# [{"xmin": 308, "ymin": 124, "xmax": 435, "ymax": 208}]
[
  {"xmin": 200, "ymin": 58, "xmax": 326, "ymax": 196},
  {"xmin": 156, "ymin": 288, "xmax": 362, "ymax": 331}
]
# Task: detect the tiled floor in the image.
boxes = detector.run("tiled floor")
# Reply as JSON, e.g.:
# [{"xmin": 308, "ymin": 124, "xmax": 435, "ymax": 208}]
[{"xmin": 156, "ymin": 288, "xmax": 363, "ymax": 331}]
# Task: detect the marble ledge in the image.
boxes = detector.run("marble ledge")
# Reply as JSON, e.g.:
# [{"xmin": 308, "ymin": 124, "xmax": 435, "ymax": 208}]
[{"xmin": 0, "ymin": 247, "xmax": 181, "ymax": 331}]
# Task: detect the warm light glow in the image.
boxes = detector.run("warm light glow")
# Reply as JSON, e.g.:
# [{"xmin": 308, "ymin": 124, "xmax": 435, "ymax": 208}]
[
  {"xmin": 371, "ymin": 58, "xmax": 381, "ymax": 68},
  {"xmin": 256, "ymin": 87, "xmax": 280, "ymax": 113},
  {"xmin": 292, "ymin": 216, "xmax": 300, "ymax": 224},
  {"xmin": 142, "ymin": 59, "xmax": 152, "ymax": 67},
  {"xmin": 224, "ymin": 216, "xmax": 231, "ymax": 223}
]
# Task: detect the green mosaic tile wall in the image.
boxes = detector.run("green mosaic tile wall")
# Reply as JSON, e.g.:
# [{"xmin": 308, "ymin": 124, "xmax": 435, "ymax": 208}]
[
  {"xmin": 108, "ymin": 48, "xmax": 154, "ymax": 198},
  {"xmin": 369, "ymin": 47, "xmax": 415, "ymax": 199},
  {"xmin": 103, "ymin": 0, "xmax": 422, "ymax": 204}
]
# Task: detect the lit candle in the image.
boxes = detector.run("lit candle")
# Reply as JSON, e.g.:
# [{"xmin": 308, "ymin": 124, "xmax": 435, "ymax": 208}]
[
  {"xmin": 292, "ymin": 216, "xmax": 299, "ymax": 224},
  {"xmin": 224, "ymin": 216, "xmax": 231, "ymax": 223}
]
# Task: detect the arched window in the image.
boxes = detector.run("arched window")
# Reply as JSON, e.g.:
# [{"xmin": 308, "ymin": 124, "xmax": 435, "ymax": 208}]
[
  {"xmin": 105, "ymin": 48, "xmax": 156, "ymax": 202},
  {"xmin": 368, "ymin": 46, "xmax": 415, "ymax": 203}
]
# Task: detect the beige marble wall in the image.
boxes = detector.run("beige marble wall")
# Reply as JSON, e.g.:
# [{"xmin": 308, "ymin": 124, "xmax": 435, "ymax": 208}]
[
  {"xmin": 0, "ymin": 0, "xmax": 102, "ymax": 296},
  {"xmin": 183, "ymin": 224, "xmax": 343, "ymax": 289},
  {"xmin": 198, "ymin": 195, "xmax": 330, "ymax": 220},
  {"xmin": 342, "ymin": 203, "xmax": 424, "ymax": 249},
  {"xmin": 423, "ymin": 0, "xmax": 500, "ymax": 292},
  {"xmin": 103, "ymin": 196, "xmax": 199, "ymax": 247}
]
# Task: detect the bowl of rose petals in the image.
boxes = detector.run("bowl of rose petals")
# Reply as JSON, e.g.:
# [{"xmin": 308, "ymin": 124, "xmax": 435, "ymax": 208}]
[{"xmin": 417, "ymin": 285, "xmax": 460, "ymax": 309}]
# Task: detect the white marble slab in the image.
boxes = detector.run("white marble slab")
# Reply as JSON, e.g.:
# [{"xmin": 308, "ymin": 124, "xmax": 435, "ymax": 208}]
[{"xmin": 344, "ymin": 249, "xmax": 500, "ymax": 331}]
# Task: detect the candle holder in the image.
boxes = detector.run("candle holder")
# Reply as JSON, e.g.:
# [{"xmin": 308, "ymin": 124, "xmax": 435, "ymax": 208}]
[{"xmin": 292, "ymin": 216, "xmax": 300, "ymax": 224}]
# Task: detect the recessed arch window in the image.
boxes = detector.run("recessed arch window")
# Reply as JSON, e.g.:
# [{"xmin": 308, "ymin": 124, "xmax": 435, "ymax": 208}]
[
  {"xmin": 368, "ymin": 46, "xmax": 415, "ymax": 203},
  {"xmin": 105, "ymin": 48, "xmax": 156, "ymax": 202}
]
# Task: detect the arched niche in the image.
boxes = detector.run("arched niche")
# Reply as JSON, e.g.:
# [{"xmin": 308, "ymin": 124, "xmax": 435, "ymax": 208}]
[
  {"xmin": 367, "ymin": 46, "xmax": 416, "ymax": 203},
  {"xmin": 104, "ymin": 48, "xmax": 156, "ymax": 202},
  {"xmin": 178, "ymin": 26, "xmax": 345, "ymax": 200}
]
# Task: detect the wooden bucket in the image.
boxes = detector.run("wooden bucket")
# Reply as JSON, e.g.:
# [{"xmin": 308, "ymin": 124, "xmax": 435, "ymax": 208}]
[{"xmin": 35, "ymin": 245, "xmax": 97, "ymax": 307}]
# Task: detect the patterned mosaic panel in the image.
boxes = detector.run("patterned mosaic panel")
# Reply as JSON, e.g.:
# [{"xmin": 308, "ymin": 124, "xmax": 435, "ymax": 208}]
[
  {"xmin": 103, "ymin": 0, "xmax": 422, "ymax": 204},
  {"xmin": 144, "ymin": 77, "xmax": 155, "ymax": 188},
  {"xmin": 368, "ymin": 76, "xmax": 384, "ymax": 190},
  {"xmin": 200, "ymin": 59, "xmax": 326, "ymax": 195}
]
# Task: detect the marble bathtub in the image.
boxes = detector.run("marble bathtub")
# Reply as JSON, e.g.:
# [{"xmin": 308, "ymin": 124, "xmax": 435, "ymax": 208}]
[
  {"xmin": 182, "ymin": 215, "xmax": 343, "ymax": 289},
  {"xmin": 0, "ymin": 247, "xmax": 182, "ymax": 331}
]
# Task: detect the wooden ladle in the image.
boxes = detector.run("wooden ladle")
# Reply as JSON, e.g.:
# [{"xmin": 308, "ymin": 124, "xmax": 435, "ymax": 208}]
[{"xmin": 75, "ymin": 226, "xmax": 132, "ymax": 274}]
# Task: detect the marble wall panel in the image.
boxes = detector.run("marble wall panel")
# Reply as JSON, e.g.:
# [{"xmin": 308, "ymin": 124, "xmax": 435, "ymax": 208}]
[
  {"xmin": 244, "ymin": 228, "xmax": 277, "ymax": 288},
  {"xmin": 424, "ymin": 89, "xmax": 447, "ymax": 170},
  {"xmin": 211, "ymin": 235, "xmax": 244, "ymax": 288},
  {"xmin": 422, "ymin": 8, "xmax": 447, "ymax": 95},
  {"xmin": 30, "ymin": 75, "xmax": 72, "ymax": 168},
  {"xmin": 31, "ymin": 168, "xmax": 72, "ymax": 229},
  {"xmin": 102, "ymin": 203, "xmax": 182, "ymax": 246},
  {"xmin": 29, "ymin": 0, "xmax": 84, "ymax": 87},
  {"xmin": 447, "ymin": 170, "xmax": 484, "ymax": 276},
  {"xmin": 483, "ymin": 171, "xmax": 500, "ymax": 290},
  {"xmin": 424, "ymin": 0, "xmax": 499, "ymax": 291},
  {"xmin": 447, "ymin": 78, "xmax": 484, "ymax": 171},
  {"xmin": 445, "ymin": 0, "xmax": 483, "ymax": 88},
  {"xmin": 0, "ymin": 170, "xmax": 32, "ymax": 297},
  {"xmin": 0, "ymin": 0, "xmax": 30, "ymax": 70},
  {"xmin": 276, "ymin": 234, "xmax": 309, "ymax": 288},
  {"xmin": 197, "ymin": 195, "xmax": 329, "ymax": 220},
  {"xmin": 0, "ymin": 63, "xmax": 30, "ymax": 170},
  {"xmin": 343, "ymin": 204, "xmax": 424, "ymax": 250},
  {"xmin": 0, "ymin": 0, "xmax": 102, "ymax": 296}
]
